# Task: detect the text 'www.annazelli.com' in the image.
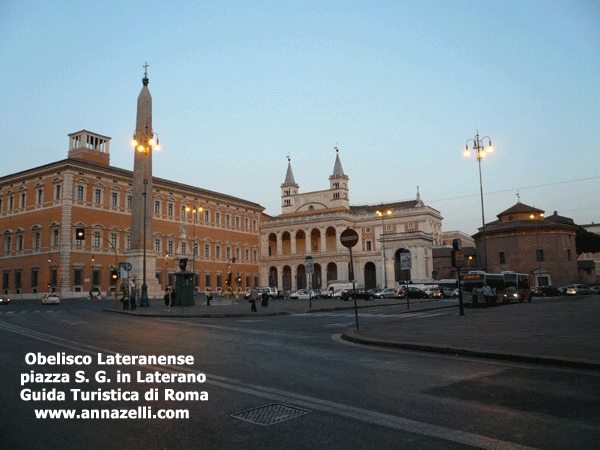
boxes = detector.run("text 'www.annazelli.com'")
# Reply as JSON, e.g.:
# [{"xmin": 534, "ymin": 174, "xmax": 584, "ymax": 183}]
[{"xmin": 34, "ymin": 407, "xmax": 189, "ymax": 419}]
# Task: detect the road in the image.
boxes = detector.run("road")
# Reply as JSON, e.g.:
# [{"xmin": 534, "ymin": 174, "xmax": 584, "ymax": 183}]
[{"xmin": 0, "ymin": 298, "xmax": 598, "ymax": 449}]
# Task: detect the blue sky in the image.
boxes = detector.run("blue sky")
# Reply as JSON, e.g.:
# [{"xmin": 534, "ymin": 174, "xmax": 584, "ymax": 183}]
[{"xmin": 1, "ymin": 0, "xmax": 599, "ymax": 235}]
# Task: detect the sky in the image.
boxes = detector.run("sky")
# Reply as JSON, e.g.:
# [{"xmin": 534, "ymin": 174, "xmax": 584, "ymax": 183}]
[{"xmin": 1, "ymin": 0, "xmax": 599, "ymax": 235}]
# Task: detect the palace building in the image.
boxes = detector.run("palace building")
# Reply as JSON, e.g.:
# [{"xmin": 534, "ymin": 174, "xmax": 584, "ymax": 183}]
[
  {"xmin": 1, "ymin": 74, "xmax": 264, "ymax": 300},
  {"xmin": 259, "ymin": 151, "xmax": 443, "ymax": 291}
]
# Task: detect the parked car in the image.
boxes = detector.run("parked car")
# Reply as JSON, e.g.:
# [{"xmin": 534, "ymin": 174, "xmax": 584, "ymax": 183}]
[
  {"xmin": 425, "ymin": 286, "xmax": 443, "ymax": 298},
  {"xmin": 566, "ymin": 284, "xmax": 593, "ymax": 295},
  {"xmin": 289, "ymin": 289, "xmax": 313, "ymax": 300},
  {"xmin": 451, "ymin": 289, "xmax": 459, "ymax": 298},
  {"xmin": 0, "ymin": 296, "xmax": 10, "ymax": 305},
  {"xmin": 590, "ymin": 285, "xmax": 600, "ymax": 295},
  {"xmin": 42, "ymin": 294, "xmax": 60, "ymax": 305},
  {"xmin": 257, "ymin": 287, "xmax": 279, "ymax": 299},
  {"xmin": 375, "ymin": 288, "xmax": 398, "ymax": 298},
  {"xmin": 531, "ymin": 286, "xmax": 561, "ymax": 297},
  {"xmin": 331, "ymin": 289, "xmax": 344, "ymax": 299},
  {"xmin": 397, "ymin": 286, "xmax": 428, "ymax": 299},
  {"xmin": 88, "ymin": 288, "xmax": 101, "ymax": 299},
  {"xmin": 340, "ymin": 288, "xmax": 373, "ymax": 301}
]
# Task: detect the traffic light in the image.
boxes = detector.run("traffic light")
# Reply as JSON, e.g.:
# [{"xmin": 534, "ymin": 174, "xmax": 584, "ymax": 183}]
[
  {"xmin": 111, "ymin": 270, "xmax": 118, "ymax": 280},
  {"xmin": 226, "ymin": 272, "xmax": 232, "ymax": 286},
  {"xmin": 75, "ymin": 228, "xmax": 85, "ymax": 240}
]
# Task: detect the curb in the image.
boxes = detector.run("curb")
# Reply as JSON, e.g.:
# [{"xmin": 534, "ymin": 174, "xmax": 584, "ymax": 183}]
[
  {"xmin": 102, "ymin": 309, "xmax": 291, "ymax": 318},
  {"xmin": 341, "ymin": 328, "xmax": 600, "ymax": 371}
]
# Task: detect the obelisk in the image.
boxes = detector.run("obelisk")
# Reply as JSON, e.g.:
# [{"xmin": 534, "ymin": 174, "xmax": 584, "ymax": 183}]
[{"xmin": 126, "ymin": 65, "xmax": 160, "ymax": 301}]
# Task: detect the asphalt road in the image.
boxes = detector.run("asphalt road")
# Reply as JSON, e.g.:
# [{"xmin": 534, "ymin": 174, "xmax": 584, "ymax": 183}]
[{"xmin": 0, "ymin": 298, "xmax": 598, "ymax": 450}]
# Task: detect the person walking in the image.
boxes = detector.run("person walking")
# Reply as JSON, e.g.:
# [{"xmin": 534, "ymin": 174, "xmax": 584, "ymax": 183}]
[
  {"xmin": 205, "ymin": 287, "xmax": 212, "ymax": 306},
  {"xmin": 249, "ymin": 287, "xmax": 258, "ymax": 312}
]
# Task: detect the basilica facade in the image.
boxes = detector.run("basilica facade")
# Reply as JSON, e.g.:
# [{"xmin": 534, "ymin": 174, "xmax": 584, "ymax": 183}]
[{"xmin": 259, "ymin": 151, "xmax": 444, "ymax": 292}]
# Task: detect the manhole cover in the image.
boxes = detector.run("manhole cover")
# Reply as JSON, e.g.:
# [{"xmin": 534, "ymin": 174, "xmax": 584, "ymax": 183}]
[{"xmin": 231, "ymin": 403, "xmax": 311, "ymax": 426}]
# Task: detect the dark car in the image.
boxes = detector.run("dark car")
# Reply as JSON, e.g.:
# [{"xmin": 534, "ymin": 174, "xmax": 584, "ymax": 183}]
[
  {"xmin": 531, "ymin": 286, "xmax": 561, "ymax": 297},
  {"xmin": 340, "ymin": 288, "xmax": 373, "ymax": 301},
  {"xmin": 0, "ymin": 296, "xmax": 10, "ymax": 305},
  {"xmin": 397, "ymin": 286, "xmax": 428, "ymax": 299}
]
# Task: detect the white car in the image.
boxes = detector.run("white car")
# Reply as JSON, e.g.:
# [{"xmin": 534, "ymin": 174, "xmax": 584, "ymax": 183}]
[
  {"xmin": 289, "ymin": 289, "xmax": 313, "ymax": 300},
  {"xmin": 42, "ymin": 294, "xmax": 60, "ymax": 305}
]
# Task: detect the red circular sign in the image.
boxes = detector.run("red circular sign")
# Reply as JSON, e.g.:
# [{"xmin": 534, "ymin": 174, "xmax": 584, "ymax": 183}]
[{"xmin": 340, "ymin": 228, "xmax": 359, "ymax": 248}]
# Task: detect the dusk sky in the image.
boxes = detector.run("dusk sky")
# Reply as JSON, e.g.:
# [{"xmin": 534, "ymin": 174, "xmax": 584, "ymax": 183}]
[{"xmin": 1, "ymin": 0, "xmax": 598, "ymax": 235}]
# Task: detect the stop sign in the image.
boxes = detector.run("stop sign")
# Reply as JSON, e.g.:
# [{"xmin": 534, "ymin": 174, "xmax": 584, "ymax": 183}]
[{"xmin": 340, "ymin": 228, "xmax": 359, "ymax": 248}]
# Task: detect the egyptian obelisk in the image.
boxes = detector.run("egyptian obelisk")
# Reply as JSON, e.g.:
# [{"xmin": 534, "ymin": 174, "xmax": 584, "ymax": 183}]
[{"xmin": 126, "ymin": 64, "xmax": 160, "ymax": 302}]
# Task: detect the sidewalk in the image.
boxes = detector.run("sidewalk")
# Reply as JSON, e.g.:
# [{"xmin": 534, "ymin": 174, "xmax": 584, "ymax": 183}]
[
  {"xmin": 343, "ymin": 296, "xmax": 600, "ymax": 370},
  {"xmin": 104, "ymin": 295, "xmax": 600, "ymax": 370}
]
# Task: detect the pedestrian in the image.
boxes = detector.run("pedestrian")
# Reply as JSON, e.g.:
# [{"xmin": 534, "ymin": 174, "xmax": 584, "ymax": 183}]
[
  {"xmin": 205, "ymin": 287, "xmax": 212, "ymax": 306},
  {"xmin": 482, "ymin": 284, "xmax": 494, "ymax": 307},
  {"xmin": 169, "ymin": 287, "xmax": 177, "ymax": 310},
  {"xmin": 164, "ymin": 288, "xmax": 171, "ymax": 311},
  {"xmin": 472, "ymin": 287, "xmax": 479, "ymax": 307},
  {"xmin": 130, "ymin": 286, "xmax": 137, "ymax": 311},
  {"xmin": 249, "ymin": 287, "xmax": 258, "ymax": 312}
]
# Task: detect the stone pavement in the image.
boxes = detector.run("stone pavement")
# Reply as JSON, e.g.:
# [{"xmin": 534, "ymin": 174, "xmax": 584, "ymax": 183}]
[{"xmin": 105, "ymin": 294, "xmax": 600, "ymax": 370}]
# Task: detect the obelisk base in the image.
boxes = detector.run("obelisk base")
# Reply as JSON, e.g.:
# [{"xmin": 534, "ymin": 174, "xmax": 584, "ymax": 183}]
[{"xmin": 125, "ymin": 249, "xmax": 161, "ymax": 301}]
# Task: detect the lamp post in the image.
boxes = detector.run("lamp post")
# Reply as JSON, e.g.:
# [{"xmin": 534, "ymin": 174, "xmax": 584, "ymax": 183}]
[
  {"xmin": 185, "ymin": 203, "xmax": 203, "ymax": 292},
  {"xmin": 164, "ymin": 254, "xmax": 169, "ymax": 290},
  {"xmin": 376, "ymin": 206, "xmax": 392, "ymax": 288},
  {"xmin": 464, "ymin": 132, "xmax": 493, "ymax": 272},
  {"xmin": 530, "ymin": 212, "xmax": 544, "ymax": 285}
]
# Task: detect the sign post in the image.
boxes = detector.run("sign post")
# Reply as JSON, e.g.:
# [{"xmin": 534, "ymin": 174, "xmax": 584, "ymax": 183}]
[
  {"xmin": 340, "ymin": 229, "xmax": 360, "ymax": 329},
  {"xmin": 305, "ymin": 256, "xmax": 314, "ymax": 308},
  {"xmin": 452, "ymin": 239, "xmax": 465, "ymax": 316}
]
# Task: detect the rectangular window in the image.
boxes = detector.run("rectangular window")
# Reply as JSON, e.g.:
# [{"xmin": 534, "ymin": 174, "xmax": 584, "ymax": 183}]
[
  {"xmin": 216, "ymin": 246, "xmax": 221, "ymax": 259},
  {"xmin": 94, "ymin": 189, "xmax": 101, "ymax": 204},
  {"xmin": 168, "ymin": 203, "xmax": 174, "ymax": 216},
  {"xmin": 253, "ymin": 220, "xmax": 257, "ymax": 231},
  {"xmin": 93, "ymin": 233, "xmax": 101, "ymax": 248},
  {"xmin": 167, "ymin": 241, "xmax": 174, "ymax": 254},
  {"xmin": 110, "ymin": 233, "xmax": 117, "ymax": 248},
  {"xmin": 193, "ymin": 243, "xmax": 198, "ymax": 257},
  {"xmin": 74, "ymin": 269, "xmax": 83, "ymax": 286},
  {"xmin": 37, "ymin": 189, "xmax": 44, "ymax": 204},
  {"xmin": 17, "ymin": 235, "xmax": 24, "ymax": 251},
  {"xmin": 181, "ymin": 242, "xmax": 187, "ymax": 255},
  {"xmin": 53, "ymin": 230, "xmax": 59, "ymax": 246},
  {"xmin": 127, "ymin": 195, "xmax": 132, "ymax": 210},
  {"xmin": 235, "ymin": 217, "xmax": 240, "ymax": 228},
  {"xmin": 34, "ymin": 232, "xmax": 40, "ymax": 250},
  {"xmin": 9, "ymin": 196, "xmax": 14, "ymax": 210},
  {"xmin": 226, "ymin": 247, "xmax": 231, "ymax": 259},
  {"xmin": 111, "ymin": 192, "xmax": 118, "ymax": 207},
  {"xmin": 126, "ymin": 236, "xmax": 131, "ymax": 250},
  {"xmin": 205, "ymin": 244, "xmax": 210, "ymax": 258},
  {"xmin": 499, "ymin": 252, "xmax": 505, "ymax": 264},
  {"xmin": 92, "ymin": 270, "xmax": 101, "ymax": 287},
  {"xmin": 76, "ymin": 186, "xmax": 84, "ymax": 201},
  {"xmin": 155, "ymin": 201, "xmax": 160, "ymax": 214},
  {"xmin": 5, "ymin": 236, "xmax": 12, "ymax": 252},
  {"xmin": 245, "ymin": 249, "xmax": 249, "ymax": 260},
  {"xmin": 181, "ymin": 206, "xmax": 186, "ymax": 218},
  {"xmin": 215, "ymin": 212, "xmax": 220, "ymax": 225},
  {"xmin": 365, "ymin": 227, "xmax": 371, "ymax": 233},
  {"xmin": 205, "ymin": 273, "xmax": 211, "ymax": 288},
  {"xmin": 245, "ymin": 218, "xmax": 249, "ymax": 229},
  {"xmin": 226, "ymin": 215, "xmax": 231, "ymax": 226},
  {"xmin": 20, "ymin": 193, "xmax": 26, "ymax": 208},
  {"xmin": 536, "ymin": 249, "xmax": 544, "ymax": 262},
  {"xmin": 204, "ymin": 210, "xmax": 210, "ymax": 222},
  {"xmin": 31, "ymin": 269, "xmax": 38, "ymax": 288},
  {"xmin": 55, "ymin": 185, "xmax": 61, "ymax": 200},
  {"xmin": 366, "ymin": 241, "xmax": 372, "ymax": 251},
  {"xmin": 155, "ymin": 239, "xmax": 161, "ymax": 253}
]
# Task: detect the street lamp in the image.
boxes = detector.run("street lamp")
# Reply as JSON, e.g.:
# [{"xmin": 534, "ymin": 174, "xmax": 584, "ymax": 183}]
[
  {"xmin": 376, "ymin": 207, "xmax": 392, "ymax": 288},
  {"xmin": 530, "ymin": 212, "xmax": 544, "ymax": 285},
  {"xmin": 164, "ymin": 254, "xmax": 170, "ymax": 290},
  {"xmin": 464, "ymin": 132, "xmax": 493, "ymax": 272},
  {"xmin": 132, "ymin": 128, "xmax": 160, "ymax": 307},
  {"xmin": 185, "ymin": 204, "xmax": 204, "ymax": 291}
]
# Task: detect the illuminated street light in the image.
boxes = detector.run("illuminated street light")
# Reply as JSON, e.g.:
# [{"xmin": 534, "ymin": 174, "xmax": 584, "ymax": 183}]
[
  {"xmin": 464, "ymin": 131, "xmax": 494, "ymax": 272},
  {"xmin": 530, "ymin": 212, "xmax": 545, "ymax": 285},
  {"xmin": 185, "ymin": 203, "xmax": 204, "ymax": 291},
  {"xmin": 376, "ymin": 207, "xmax": 392, "ymax": 288}
]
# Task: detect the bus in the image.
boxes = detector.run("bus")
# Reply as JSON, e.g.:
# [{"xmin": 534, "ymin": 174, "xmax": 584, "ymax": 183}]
[
  {"xmin": 502, "ymin": 272, "xmax": 531, "ymax": 302},
  {"xmin": 460, "ymin": 271, "xmax": 531, "ymax": 305}
]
